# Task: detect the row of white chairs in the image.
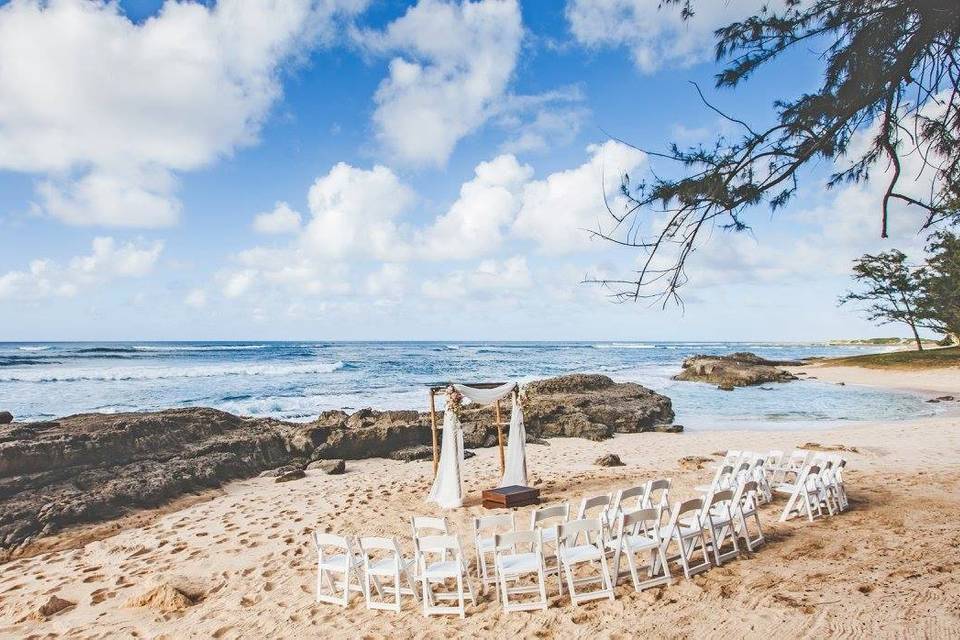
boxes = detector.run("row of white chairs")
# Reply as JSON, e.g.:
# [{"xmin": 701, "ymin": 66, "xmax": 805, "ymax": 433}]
[{"xmin": 313, "ymin": 471, "xmax": 775, "ymax": 617}]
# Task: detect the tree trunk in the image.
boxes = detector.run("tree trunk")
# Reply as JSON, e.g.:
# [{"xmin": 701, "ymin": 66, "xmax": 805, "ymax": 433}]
[{"xmin": 909, "ymin": 322, "xmax": 924, "ymax": 351}]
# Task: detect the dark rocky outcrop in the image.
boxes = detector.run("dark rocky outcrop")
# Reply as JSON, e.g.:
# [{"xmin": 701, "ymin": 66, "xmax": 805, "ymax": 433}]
[
  {"xmin": 307, "ymin": 459, "xmax": 345, "ymax": 475},
  {"xmin": 595, "ymin": 454, "xmax": 625, "ymax": 467},
  {"xmin": 458, "ymin": 374, "xmax": 675, "ymax": 444},
  {"xmin": 0, "ymin": 374, "xmax": 674, "ymax": 552},
  {"xmin": 674, "ymin": 352, "xmax": 801, "ymax": 387},
  {"xmin": 0, "ymin": 412, "xmax": 12, "ymax": 425}
]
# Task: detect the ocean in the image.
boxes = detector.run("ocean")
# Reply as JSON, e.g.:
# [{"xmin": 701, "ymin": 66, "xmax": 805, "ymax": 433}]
[{"xmin": 0, "ymin": 341, "xmax": 938, "ymax": 429}]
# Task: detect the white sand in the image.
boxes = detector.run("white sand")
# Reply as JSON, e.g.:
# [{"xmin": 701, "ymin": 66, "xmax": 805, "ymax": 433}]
[{"xmin": 1, "ymin": 368, "xmax": 959, "ymax": 639}]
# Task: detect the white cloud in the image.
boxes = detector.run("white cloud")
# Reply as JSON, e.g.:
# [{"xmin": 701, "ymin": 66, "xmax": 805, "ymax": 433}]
[
  {"xmin": 0, "ymin": 0, "xmax": 367, "ymax": 227},
  {"xmin": 184, "ymin": 288, "xmax": 207, "ymax": 308},
  {"xmin": 253, "ymin": 202, "xmax": 303, "ymax": 234},
  {"xmin": 0, "ymin": 237, "xmax": 163, "ymax": 300},
  {"xmin": 422, "ymin": 154, "xmax": 532, "ymax": 259},
  {"xmin": 357, "ymin": 0, "xmax": 523, "ymax": 165},
  {"xmin": 496, "ymin": 88, "xmax": 590, "ymax": 154},
  {"xmin": 421, "ymin": 255, "xmax": 531, "ymax": 299},
  {"xmin": 221, "ymin": 270, "xmax": 256, "ymax": 299},
  {"xmin": 513, "ymin": 140, "xmax": 646, "ymax": 253},
  {"xmin": 219, "ymin": 247, "xmax": 352, "ymax": 300},
  {"xmin": 302, "ymin": 162, "xmax": 415, "ymax": 261},
  {"xmin": 565, "ymin": 0, "xmax": 764, "ymax": 73},
  {"xmin": 365, "ymin": 263, "xmax": 408, "ymax": 298}
]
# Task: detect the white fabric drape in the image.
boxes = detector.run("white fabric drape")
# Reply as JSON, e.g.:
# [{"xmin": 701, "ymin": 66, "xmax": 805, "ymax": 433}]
[
  {"xmin": 498, "ymin": 395, "xmax": 528, "ymax": 488},
  {"xmin": 427, "ymin": 407, "xmax": 465, "ymax": 509},
  {"xmin": 427, "ymin": 381, "xmax": 528, "ymax": 510},
  {"xmin": 452, "ymin": 381, "xmax": 516, "ymax": 405}
]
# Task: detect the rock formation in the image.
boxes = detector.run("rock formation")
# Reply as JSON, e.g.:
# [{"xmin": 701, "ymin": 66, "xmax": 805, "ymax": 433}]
[
  {"xmin": 674, "ymin": 352, "xmax": 801, "ymax": 387},
  {"xmin": 0, "ymin": 374, "xmax": 675, "ymax": 551}
]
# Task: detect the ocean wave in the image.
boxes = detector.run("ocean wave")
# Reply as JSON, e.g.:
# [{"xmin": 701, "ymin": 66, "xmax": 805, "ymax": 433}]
[
  {"xmin": 17, "ymin": 346, "xmax": 51, "ymax": 352},
  {"xmin": 592, "ymin": 343, "xmax": 656, "ymax": 349},
  {"xmin": 131, "ymin": 344, "xmax": 269, "ymax": 352},
  {"xmin": 74, "ymin": 347, "xmax": 138, "ymax": 354},
  {"xmin": 0, "ymin": 360, "xmax": 346, "ymax": 383}
]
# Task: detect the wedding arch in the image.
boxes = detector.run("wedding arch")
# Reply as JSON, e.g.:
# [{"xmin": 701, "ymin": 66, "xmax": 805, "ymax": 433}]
[{"xmin": 426, "ymin": 381, "xmax": 528, "ymax": 509}]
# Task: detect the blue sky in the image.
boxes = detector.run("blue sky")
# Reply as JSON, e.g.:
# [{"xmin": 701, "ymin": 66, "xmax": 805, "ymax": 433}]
[{"xmin": 0, "ymin": 0, "xmax": 936, "ymax": 341}]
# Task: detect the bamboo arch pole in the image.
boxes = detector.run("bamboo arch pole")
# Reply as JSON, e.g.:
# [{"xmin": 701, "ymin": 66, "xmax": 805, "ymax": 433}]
[{"xmin": 495, "ymin": 399, "xmax": 505, "ymax": 474}]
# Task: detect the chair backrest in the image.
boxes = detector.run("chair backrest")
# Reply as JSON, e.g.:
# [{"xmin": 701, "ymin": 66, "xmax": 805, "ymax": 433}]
[
  {"xmin": 672, "ymin": 498, "xmax": 704, "ymax": 521},
  {"xmin": 557, "ymin": 518, "xmax": 603, "ymax": 547},
  {"xmin": 411, "ymin": 515, "xmax": 449, "ymax": 539},
  {"xmin": 611, "ymin": 485, "xmax": 646, "ymax": 517},
  {"xmin": 493, "ymin": 529, "xmax": 542, "ymax": 553},
  {"xmin": 577, "ymin": 494, "xmax": 612, "ymax": 520},
  {"xmin": 707, "ymin": 488, "xmax": 734, "ymax": 510},
  {"xmin": 474, "ymin": 512, "xmax": 515, "ymax": 538},
  {"xmin": 358, "ymin": 536, "xmax": 403, "ymax": 566},
  {"xmin": 314, "ymin": 532, "xmax": 354, "ymax": 565},
  {"xmin": 414, "ymin": 533, "xmax": 462, "ymax": 558},
  {"xmin": 530, "ymin": 503, "xmax": 569, "ymax": 530},
  {"xmin": 618, "ymin": 507, "xmax": 662, "ymax": 542},
  {"xmin": 732, "ymin": 479, "xmax": 758, "ymax": 511},
  {"xmin": 801, "ymin": 464, "xmax": 822, "ymax": 490},
  {"xmin": 315, "ymin": 531, "xmax": 352, "ymax": 550},
  {"xmin": 642, "ymin": 478, "xmax": 671, "ymax": 510}
]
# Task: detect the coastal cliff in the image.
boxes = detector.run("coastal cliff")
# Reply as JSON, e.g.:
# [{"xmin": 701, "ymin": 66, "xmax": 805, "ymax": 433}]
[{"xmin": 0, "ymin": 374, "xmax": 675, "ymax": 552}]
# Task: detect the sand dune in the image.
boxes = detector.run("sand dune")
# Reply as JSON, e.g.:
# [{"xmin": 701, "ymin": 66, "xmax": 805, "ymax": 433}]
[{"xmin": 1, "ymin": 371, "xmax": 958, "ymax": 638}]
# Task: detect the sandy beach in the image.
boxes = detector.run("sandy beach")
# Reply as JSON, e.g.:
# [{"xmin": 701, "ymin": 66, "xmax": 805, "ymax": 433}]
[{"xmin": 1, "ymin": 366, "xmax": 958, "ymax": 640}]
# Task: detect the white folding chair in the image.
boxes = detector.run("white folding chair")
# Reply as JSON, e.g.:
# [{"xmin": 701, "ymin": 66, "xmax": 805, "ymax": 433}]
[
  {"xmin": 492, "ymin": 530, "xmax": 548, "ymax": 612},
  {"xmin": 473, "ymin": 512, "xmax": 515, "ymax": 594},
  {"xmin": 641, "ymin": 479, "xmax": 671, "ymax": 518},
  {"xmin": 764, "ymin": 449, "xmax": 784, "ymax": 481},
  {"xmin": 731, "ymin": 480, "xmax": 765, "ymax": 552},
  {"xmin": 410, "ymin": 515, "xmax": 450, "ymax": 574},
  {"xmin": 314, "ymin": 532, "xmax": 364, "ymax": 607},
  {"xmin": 773, "ymin": 450, "xmax": 810, "ymax": 486},
  {"xmin": 816, "ymin": 461, "xmax": 839, "ymax": 516},
  {"xmin": 695, "ymin": 465, "xmax": 735, "ymax": 494},
  {"xmin": 530, "ymin": 503, "xmax": 569, "ymax": 594},
  {"xmin": 606, "ymin": 508, "xmax": 671, "ymax": 591},
  {"xmin": 413, "ymin": 534, "xmax": 477, "ymax": 618},
  {"xmin": 556, "ymin": 519, "xmax": 615, "ymax": 605},
  {"xmin": 748, "ymin": 455, "xmax": 772, "ymax": 504},
  {"xmin": 664, "ymin": 498, "xmax": 712, "ymax": 579},
  {"xmin": 576, "ymin": 493, "xmax": 612, "ymax": 537},
  {"xmin": 831, "ymin": 459, "xmax": 849, "ymax": 511},
  {"xmin": 358, "ymin": 536, "xmax": 419, "ymax": 612},
  {"xmin": 610, "ymin": 485, "xmax": 646, "ymax": 521},
  {"xmin": 777, "ymin": 464, "xmax": 823, "ymax": 522},
  {"xmin": 702, "ymin": 489, "xmax": 740, "ymax": 565}
]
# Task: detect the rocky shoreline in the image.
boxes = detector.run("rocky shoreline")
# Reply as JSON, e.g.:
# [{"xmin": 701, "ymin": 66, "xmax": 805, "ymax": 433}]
[
  {"xmin": 673, "ymin": 352, "xmax": 802, "ymax": 389},
  {"xmin": 0, "ymin": 374, "xmax": 676, "ymax": 553}
]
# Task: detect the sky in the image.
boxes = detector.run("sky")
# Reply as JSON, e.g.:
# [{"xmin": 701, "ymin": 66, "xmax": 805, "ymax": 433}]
[{"xmin": 0, "ymin": 0, "xmax": 941, "ymax": 341}]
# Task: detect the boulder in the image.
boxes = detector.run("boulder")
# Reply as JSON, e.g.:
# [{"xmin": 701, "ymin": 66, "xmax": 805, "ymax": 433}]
[
  {"xmin": 307, "ymin": 459, "xmax": 345, "ymax": 475},
  {"xmin": 275, "ymin": 469, "xmax": 306, "ymax": 483},
  {"xmin": 459, "ymin": 374, "xmax": 674, "ymax": 444},
  {"xmin": 0, "ymin": 412, "xmax": 12, "ymax": 425},
  {"xmin": 30, "ymin": 595, "xmax": 75, "ymax": 620},
  {"xmin": 390, "ymin": 445, "xmax": 434, "ymax": 462},
  {"xmin": 675, "ymin": 352, "xmax": 800, "ymax": 387},
  {"xmin": 595, "ymin": 454, "xmax": 625, "ymax": 467}
]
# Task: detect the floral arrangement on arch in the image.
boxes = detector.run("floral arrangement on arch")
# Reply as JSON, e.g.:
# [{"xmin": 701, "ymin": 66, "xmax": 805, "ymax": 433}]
[{"xmin": 445, "ymin": 385, "xmax": 463, "ymax": 416}]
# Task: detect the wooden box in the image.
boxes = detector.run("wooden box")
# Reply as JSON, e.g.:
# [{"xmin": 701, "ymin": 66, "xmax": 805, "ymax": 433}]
[{"xmin": 482, "ymin": 485, "xmax": 540, "ymax": 509}]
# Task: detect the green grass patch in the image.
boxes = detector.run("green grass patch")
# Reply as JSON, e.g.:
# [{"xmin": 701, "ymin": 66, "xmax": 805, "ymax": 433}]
[{"xmin": 821, "ymin": 346, "xmax": 960, "ymax": 369}]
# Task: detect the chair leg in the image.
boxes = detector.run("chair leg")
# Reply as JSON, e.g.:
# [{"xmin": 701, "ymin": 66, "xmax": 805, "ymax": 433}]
[{"xmin": 456, "ymin": 573, "xmax": 465, "ymax": 619}]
